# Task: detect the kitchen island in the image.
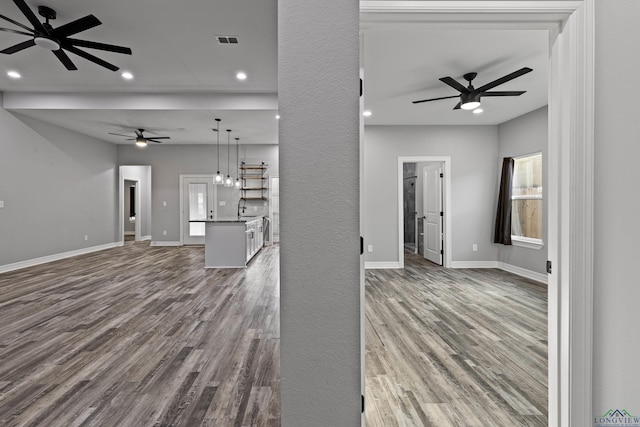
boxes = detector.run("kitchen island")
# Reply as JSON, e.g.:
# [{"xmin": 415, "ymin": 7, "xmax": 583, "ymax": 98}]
[{"xmin": 202, "ymin": 217, "xmax": 264, "ymax": 268}]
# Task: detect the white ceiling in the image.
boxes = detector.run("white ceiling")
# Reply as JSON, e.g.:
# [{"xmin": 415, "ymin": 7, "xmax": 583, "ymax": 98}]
[{"xmin": 0, "ymin": 0, "xmax": 548, "ymax": 145}]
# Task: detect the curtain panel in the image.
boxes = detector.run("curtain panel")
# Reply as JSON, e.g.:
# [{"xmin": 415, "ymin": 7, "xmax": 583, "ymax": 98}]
[{"xmin": 494, "ymin": 157, "xmax": 514, "ymax": 245}]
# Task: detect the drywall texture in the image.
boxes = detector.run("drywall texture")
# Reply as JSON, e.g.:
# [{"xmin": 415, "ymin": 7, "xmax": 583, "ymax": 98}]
[
  {"xmin": 0, "ymin": 107, "xmax": 118, "ymax": 266},
  {"xmin": 279, "ymin": 0, "xmax": 361, "ymax": 425},
  {"xmin": 118, "ymin": 145, "xmax": 278, "ymax": 241},
  {"xmin": 364, "ymin": 125, "xmax": 499, "ymax": 265},
  {"xmin": 496, "ymin": 106, "xmax": 548, "ymax": 274},
  {"xmin": 593, "ymin": 0, "xmax": 640, "ymax": 415}
]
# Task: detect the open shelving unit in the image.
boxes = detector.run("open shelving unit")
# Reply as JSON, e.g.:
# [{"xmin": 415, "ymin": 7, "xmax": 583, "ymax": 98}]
[{"xmin": 239, "ymin": 162, "xmax": 268, "ymax": 215}]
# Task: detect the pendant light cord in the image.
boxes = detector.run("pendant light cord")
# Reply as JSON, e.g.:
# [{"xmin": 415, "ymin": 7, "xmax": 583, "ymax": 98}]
[
  {"xmin": 227, "ymin": 130, "xmax": 231, "ymax": 176},
  {"xmin": 215, "ymin": 118, "xmax": 221, "ymax": 172}
]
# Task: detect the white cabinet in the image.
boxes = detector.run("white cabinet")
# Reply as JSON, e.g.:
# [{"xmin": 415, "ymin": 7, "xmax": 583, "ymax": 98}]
[{"xmin": 204, "ymin": 217, "xmax": 264, "ymax": 268}]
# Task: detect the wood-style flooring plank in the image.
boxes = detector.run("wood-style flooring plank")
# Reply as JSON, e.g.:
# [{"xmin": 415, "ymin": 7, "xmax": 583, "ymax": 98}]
[
  {"xmin": 365, "ymin": 250, "xmax": 548, "ymax": 427},
  {"xmin": 0, "ymin": 242, "xmax": 280, "ymax": 427}
]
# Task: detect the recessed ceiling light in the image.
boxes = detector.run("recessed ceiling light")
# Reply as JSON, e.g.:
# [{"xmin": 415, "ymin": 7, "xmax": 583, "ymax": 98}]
[
  {"xmin": 363, "ymin": 110, "xmax": 372, "ymax": 117},
  {"xmin": 121, "ymin": 71, "xmax": 134, "ymax": 80},
  {"xmin": 473, "ymin": 108, "xmax": 484, "ymax": 114},
  {"xmin": 236, "ymin": 71, "xmax": 247, "ymax": 80},
  {"xmin": 7, "ymin": 71, "xmax": 21, "ymax": 79},
  {"xmin": 276, "ymin": 114, "xmax": 280, "ymax": 120}
]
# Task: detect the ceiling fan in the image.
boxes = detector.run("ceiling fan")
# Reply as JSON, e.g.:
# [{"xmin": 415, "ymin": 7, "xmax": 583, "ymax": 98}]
[
  {"xmin": 109, "ymin": 129, "xmax": 170, "ymax": 147},
  {"xmin": 0, "ymin": 0, "xmax": 132, "ymax": 71},
  {"xmin": 412, "ymin": 67, "xmax": 533, "ymax": 110}
]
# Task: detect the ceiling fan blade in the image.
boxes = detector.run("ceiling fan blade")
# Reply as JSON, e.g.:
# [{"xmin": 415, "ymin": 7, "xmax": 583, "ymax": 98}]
[
  {"xmin": 1, "ymin": 38, "xmax": 35, "ymax": 54},
  {"xmin": 12, "ymin": 0, "xmax": 46, "ymax": 33},
  {"xmin": 475, "ymin": 67, "xmax": 533, "ymax": 93},
  {"xmin": 147, "ymin": 139, "xmax": 165, "ymax": 144},
  {"xmin": 412, "ymin": 95, "xmax": 460, "ymax": 104},
  {"xmin": 439, "ymin": 76, "xmax": 469, "ymax": 93},
  {"xmin": 0, "ymin": 14, "xmax": 34, "ymax": 32},
  {"xmin": 51, "ymin": 15, "xmax": 101, "ymax": 38},
  {"xmin": 146, "ymin": 136, "xmax": 170, "ymax": 140},
  {"xmin": 62, "ymin": 45, "xmax": 119, "ymax": 71},
  {"xmin": 453, "ymin": 102, "xmax": 461, "ymax": 110},
  {"xmin": 52, "ymin": 48, "xmax": 78, "ymax": 70},
  {"xmin": 482, "ymin": 91, "xmax": 526, "ymax": 97},
  {"xmin": 66, "ymin": 38, "xmax": 132, "ymax": 55},
  {"xmin": 0, "ymin": 27, "xmax": 32, "ymax": 36}
]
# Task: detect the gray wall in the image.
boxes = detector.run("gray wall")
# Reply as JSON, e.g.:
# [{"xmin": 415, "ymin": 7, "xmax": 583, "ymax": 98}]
[
  {"xmin": 279, "ymin": 0, "xmax": 361, "ymax": 424},
  {"xmin": 0, "ymin": 105, "xmax": 118, "ymax": 266},
  {"xmin": 496, "ymin": 106, "xmax": 548, "ymax": 274},
  {"xmin": 118, "ymin": 144, "xmax": 277, "ymax": 242},
  {"xmin": 364, "ymin": 125, "xmax": 499, "ymax": 264},
  {"xmin": 594, "ymin": 0, "xmax": 640, "ymax": 415}
]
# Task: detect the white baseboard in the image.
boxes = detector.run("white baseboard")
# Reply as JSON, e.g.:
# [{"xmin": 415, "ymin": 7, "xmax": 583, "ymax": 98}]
[
  {"xmin": 451, "ymin": 260, "xmax": 547, "ymax": 284},
  {"xmin": 0, "ymin": 242, "xmax": 120, "ymax": 274},
  {"xmin": 498, "ymin": 262, "xmax": 547, "ymax": 284},
  {"xmin": 124, "ymin": 231, "xmax": 135, "ymax": 236},
  {"xmin": 365, "ymin": 261, "xmax": 402, "ymax": 269},
  {"xmin": 140, "ymin": 235, "xmax": 152, "ymax": 241},
  {"xmin": 150, "ymin": 241, "xmax": 181, "ymax": 247},
  {"xmin": 451, "ymin": 261, "xmax": 500, "ymax": 269}
]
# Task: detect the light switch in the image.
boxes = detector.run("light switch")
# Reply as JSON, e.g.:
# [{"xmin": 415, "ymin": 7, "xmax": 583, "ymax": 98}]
[
  {"xmin": 368, "ymin": 245, "xmax": 374, "ymax": 253},
  {"xmin": 0, "ymin": 200, "xmax": 4, "ymax": 208},
  {"xmin": 219, "ymin": 201, "xmax": 226, "ymax": 206},
  {"xmin": 162, "ymin": 201, "xmax": 167, "ymax": 207}
]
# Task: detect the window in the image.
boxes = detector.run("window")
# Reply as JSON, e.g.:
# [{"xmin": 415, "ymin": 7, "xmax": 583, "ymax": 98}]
[{"xmin": 511, "ymin": 153, "xmax": 543, "ymax": 246}]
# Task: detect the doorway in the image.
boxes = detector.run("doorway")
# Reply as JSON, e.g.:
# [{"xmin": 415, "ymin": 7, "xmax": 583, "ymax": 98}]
[
  {"xmin": 397, "ymin": 157, "xmax": 451, "ymax": 268},
  {"xmin": 180, "ymin": 175, "xmax": 215, "ymax": 245},
  {"xmin": 124, "ymin": 180, "xmax": 137, "ymax": 242},
  {"xmin": 360, "ymin": 2, "xmax": 594, "ymax": 425}
]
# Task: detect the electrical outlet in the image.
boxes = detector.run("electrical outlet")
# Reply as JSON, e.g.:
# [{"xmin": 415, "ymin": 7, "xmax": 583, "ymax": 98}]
[
  {"xmin": 253, "ymin": 206, "xmax": 257, "ymax": 211},
  {"xmin": 163, "ymin": 201, "xmax": 167, "ymax": 207},
  {"xmin": 0, "ymin": 200, "xmax": 4, "ymax": 208},
  {"xmin": 367, "ymin": 245, "xmax": 374, "ymax": 253},
  {"xmin": 472, "ymin": 244, "xmax": 478, "ymax": 252},
  {"xmin": 163, "ymin": 230, "xmax": 167, "ymax": 236},
  {"xmin": 84, "ymin": 235, "xmax": 88, "ymax": 241},
  {"xmin": 219, "ymin": 201, "xmax": 226, "ymax": 206}
]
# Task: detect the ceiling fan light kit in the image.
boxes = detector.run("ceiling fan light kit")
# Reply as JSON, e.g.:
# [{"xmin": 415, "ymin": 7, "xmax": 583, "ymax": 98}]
[
  {"xmin": 0, "ymin": 0, "xmax": 132, "ymax": 71},
  {"xmin": 412, "ymin": 67, "xmax": 533, "ymax": 111},
  {"xmin": 109, "ymin": 128, "xmax": 170, "ymax": 147}
]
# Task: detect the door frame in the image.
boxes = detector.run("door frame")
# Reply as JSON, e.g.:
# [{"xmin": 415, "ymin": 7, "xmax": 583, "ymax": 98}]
[
  {"xmin": 361, "ymin": 1, "xmax": 594, "ymax": 425},
  {"xmin": 179, "ymin": 174, "xmax": 216, "ymax": 246},
  {"xmin": 397, "ymin": 156, "xmax": 452, "ymax": 268},
  {"xmin": 124, "ymin": 180, "xmax": 139, "ymax": 241}
]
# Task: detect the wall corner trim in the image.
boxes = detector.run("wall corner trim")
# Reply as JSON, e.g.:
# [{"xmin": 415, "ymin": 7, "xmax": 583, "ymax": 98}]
[{"xmin": 0, "ymin": 242, "xmax": 121, "ymax": 274}]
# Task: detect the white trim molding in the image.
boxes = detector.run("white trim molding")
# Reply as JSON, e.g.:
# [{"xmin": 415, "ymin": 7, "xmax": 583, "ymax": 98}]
[
  {"xmin": 365, "ymin": 261, "xmax": 402, "ymax": 269},
  {"xmin": 140, "ymin": 235, "xmax": 152, "ymax": 241},
  {"xmin": 499, "ymin": 262, "xmax": 548, "ymax": 285},
  {"xmin": 451, "ymin": 261, "xmax": 500, "ymax": 269},
  {"xmin": 149, "ymin": 241, "xmax": 181, "ymax": 247},
  {"xmin": 0, "ymin": 242, "xmax": 121, "ymax": 274}
]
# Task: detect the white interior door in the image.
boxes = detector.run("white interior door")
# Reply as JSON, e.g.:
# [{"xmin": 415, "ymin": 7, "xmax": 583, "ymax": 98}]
[
  {"xmin": 183, "ymin": 176, "xmax": 215, "ymax": 245},
  {"xmin": 423, "ymin": 164, "xmax": 443, "ymax": 265}
]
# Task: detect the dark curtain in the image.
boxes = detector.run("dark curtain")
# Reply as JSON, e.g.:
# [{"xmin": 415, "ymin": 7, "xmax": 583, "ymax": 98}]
[{"xmin": 494, "ymin": 157, "xmax": 514, "ymax": 245}]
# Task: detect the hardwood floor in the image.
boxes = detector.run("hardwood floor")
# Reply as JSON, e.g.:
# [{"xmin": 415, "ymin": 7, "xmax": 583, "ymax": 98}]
[
  {"xmin": 365, "ymin": 250, "xmax": 548, "ymax": 427},
  {"xmin": 0, "ymin": 242, "xmax": 280, "ymax": 427}
]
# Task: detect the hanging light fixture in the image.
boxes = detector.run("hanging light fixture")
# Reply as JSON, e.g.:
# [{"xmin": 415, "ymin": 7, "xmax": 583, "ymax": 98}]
[
  {"xmin": 213, "ymin": 118, "xmax": 223, "ymax": 184},
  {"xmin": 224, "ymin": 129, "xmax": 233, "ymax": 187},
  {"xmin": 235, "ymin": 137, "xmax": 242, "ymax": 189}
]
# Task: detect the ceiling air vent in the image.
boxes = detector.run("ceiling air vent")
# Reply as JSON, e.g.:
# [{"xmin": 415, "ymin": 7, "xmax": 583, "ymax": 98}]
[{"xmin": 216, "ymin": 35, "xmax": 239, "ymax": 44}]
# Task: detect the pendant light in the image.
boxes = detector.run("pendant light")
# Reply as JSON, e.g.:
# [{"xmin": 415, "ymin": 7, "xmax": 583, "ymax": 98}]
[
  {"xmin": 234, "ymin": 137, "xmax": 242, "ymax": 189},
  {"xmin": 224, "ymin": 129, "xmax": 233, "ymax": 187},
  {"xmin": 214, "ymin": 118, "xmax": 223, "ymax": 184}
]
